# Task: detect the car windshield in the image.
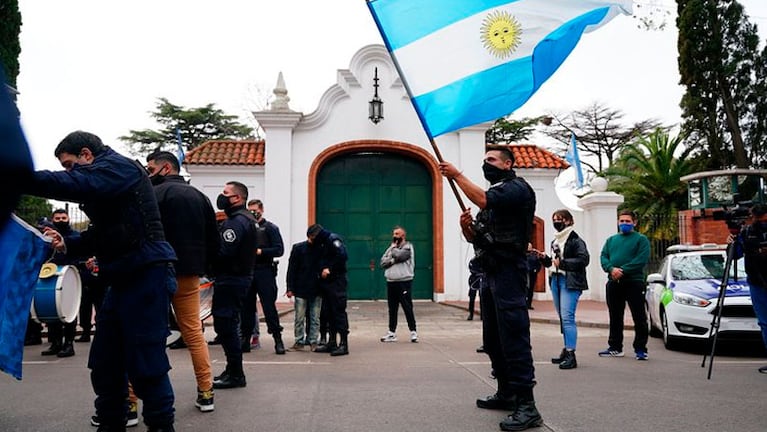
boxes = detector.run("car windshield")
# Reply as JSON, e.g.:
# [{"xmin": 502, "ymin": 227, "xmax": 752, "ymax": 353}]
[{"xmin": 670, "ymin": 253, "xmax": 746, "ymax": 281}]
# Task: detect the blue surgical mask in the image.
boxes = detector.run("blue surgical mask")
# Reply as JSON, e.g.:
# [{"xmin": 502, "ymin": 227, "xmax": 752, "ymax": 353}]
[{"xmin": 618, "ymin": 223, "xmax": 634, "ymax": 234}]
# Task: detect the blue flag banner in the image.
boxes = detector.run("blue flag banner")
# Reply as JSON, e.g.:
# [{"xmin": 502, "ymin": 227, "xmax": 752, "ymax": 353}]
[
  {"xmin": 0, "ymin": 215, "xmax": 51, "ymax": 380},
  {"xmin": 565, "ymin": 132, "xmax": 584, "ymax": 188},
  {"xmin": 0, "ymin": 69, "xmax": 33, "ymax": 224},
  {"xmin": 175, "ymin": 128, "xmax": 185, "ymax": 165},
  {"xmin": 367, "ymin": 0, "xmax": 632, "ymax": 138}
]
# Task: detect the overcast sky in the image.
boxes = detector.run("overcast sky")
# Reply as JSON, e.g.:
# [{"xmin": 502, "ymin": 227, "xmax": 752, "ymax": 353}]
[{"xmin": 15, "ymin": 1, "xmax": 767, "ymax": 171}]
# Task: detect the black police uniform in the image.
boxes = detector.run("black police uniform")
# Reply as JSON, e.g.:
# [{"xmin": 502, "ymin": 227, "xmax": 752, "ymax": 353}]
[
  {"xmin": 472, "ymin": 173, "xmax": 538, "ymax": 419},
  {"xmin": 240, "ymin": 218, "xmax": 284, "ymax": 353},
  {"xmin": 312, "ymin": 228, "xmax": 350, "ymax": 355},
  {"xmin": 211, "ymin": 205, "xmax": 257, "ymax": 387},
  {"xmin": 29, "ymin": 146, "xmax": 178, "ymax": 430}
]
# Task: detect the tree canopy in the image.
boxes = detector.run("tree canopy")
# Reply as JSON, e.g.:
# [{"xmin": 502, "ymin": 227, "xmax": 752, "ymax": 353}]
[
  {"xmin": 605, "ymin": 129, "xmax": 700, "ymax": 241},
  {"xmin": 0, "ymin": 0, "xmax": 22, "ymax": 87},
  {"xmin": 119, "ymin": 98, "xmax": 254, "ymax": 156},
  {"xmin": 677, "ymin": 0, "xmax": 767, "ymax": 169},
  {"xmin": 485, "ymin": 116, "xmax": 546, "ymax": 145},
  {"xmin": 542, "ymin": 102, "xmax": 663, "ymax": 174}
]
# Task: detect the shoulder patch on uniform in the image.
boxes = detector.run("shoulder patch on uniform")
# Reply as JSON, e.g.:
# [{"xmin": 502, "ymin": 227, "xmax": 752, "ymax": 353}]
[
  {"xmin": 333, "ymin": 239, "xmax": 342, "ymax": 249},
  {"xmin": 223, "ymin": 228, "xmax": 237, "ymax": 243}
]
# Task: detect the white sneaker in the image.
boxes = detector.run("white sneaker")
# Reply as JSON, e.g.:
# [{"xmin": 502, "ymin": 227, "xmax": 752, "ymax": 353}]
[
  {"xmin": 410, "ymin": 331, "xmax": 418, "ymax": 343},
  {"xmin": 380, "ymin": 332, "xmax": 397, "ymax": 342}
]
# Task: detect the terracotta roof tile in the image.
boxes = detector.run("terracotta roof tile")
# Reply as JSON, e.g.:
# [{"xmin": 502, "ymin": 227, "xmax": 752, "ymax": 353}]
[
  {"xmin": 185, "ymin": 140, "xmax": 566, "ymax": 170},
  {"xmin": 488, "ymin": 144, "xmax": 569, "ymax": 170},
  {"xmin": 184, "ymin": 140, "xmax": 265, "ymax": 166}
]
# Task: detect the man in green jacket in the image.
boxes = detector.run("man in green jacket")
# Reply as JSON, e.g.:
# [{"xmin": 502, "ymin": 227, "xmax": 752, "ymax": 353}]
[{"xmin": 599, "ymin": 210, "xmax": 651, "ymax": 360}]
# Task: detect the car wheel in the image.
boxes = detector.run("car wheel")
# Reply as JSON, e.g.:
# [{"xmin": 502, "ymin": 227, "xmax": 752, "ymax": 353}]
[
  {"xmin": 661, "ymin": 310, "xmax": 680, "ymax": 350},
  {"xmin": 646, "ymin": 301, "xmax": 662, "ymax": 338}
]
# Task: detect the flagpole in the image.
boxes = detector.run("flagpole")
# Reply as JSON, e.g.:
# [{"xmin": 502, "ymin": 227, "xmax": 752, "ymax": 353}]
[{"xmin": 428, "ymin": 138, "xmax": 467, "ymax": 212}]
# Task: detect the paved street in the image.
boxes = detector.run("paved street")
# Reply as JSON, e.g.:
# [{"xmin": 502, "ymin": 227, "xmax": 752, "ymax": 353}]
[{"xmin": 2, "ymin": 301, "xmax": 766, "ymax": 432}]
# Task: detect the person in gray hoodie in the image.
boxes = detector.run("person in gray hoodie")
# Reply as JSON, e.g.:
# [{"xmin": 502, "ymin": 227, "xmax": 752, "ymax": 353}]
[{"xmin": 379, "ymin": 226, "xmax": 418, "ymax": 343}]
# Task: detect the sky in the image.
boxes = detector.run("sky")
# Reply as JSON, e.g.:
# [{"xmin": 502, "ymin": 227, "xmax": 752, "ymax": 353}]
[{"xmin": 15, "ymin": 1, "xmax": 767, "ymax": 171}]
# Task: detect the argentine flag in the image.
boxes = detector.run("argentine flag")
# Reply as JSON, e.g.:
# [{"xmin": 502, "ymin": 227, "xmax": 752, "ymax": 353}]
[
  {"xmin": 368, "ymin": 0, "xmax": 632, "ymax": 139},
  {"xmin": 565, "ymin": 132, "xmax": 584, "ymax": 188}
]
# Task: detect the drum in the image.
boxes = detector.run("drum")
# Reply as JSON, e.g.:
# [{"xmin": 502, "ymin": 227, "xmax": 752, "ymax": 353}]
[
  {"xmin": 166, "ymin": 277, "xmax": 215, "ymax": 346},
  {"xmin": 31, "ymin": 263, "xmax": 82, "ymax": 324}
]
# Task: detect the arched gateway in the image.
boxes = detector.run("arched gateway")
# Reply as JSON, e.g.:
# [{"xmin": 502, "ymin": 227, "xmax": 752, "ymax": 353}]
[{"xmin": 309, "ymin": 141, "xmax": 443, "ymax": 300}]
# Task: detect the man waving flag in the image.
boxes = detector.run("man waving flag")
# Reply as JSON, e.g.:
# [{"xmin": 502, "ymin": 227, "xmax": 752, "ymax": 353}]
[{"xmin": 367, "ymin": 0, "xmax": 632, "ymax": 139}]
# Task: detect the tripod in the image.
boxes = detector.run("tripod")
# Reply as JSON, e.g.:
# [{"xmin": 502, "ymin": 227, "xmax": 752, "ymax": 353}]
[{"xmin": 701, "ymin": 241, "xmax": 739, "ymax": 379}]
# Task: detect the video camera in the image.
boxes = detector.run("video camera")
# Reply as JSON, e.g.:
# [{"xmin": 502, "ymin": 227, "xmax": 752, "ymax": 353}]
[{"xmin": 712, "ymin": 197, "xmax": 754, "ymax": 231}]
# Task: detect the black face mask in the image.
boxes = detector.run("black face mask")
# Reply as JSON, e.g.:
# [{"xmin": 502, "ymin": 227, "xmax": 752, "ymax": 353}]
[
  {"xmin": 53, "ymin": 221, "xmax": 70, "ymax": 232},
  {"xmin": 216, "ymin": 194, "xmax": 233, "ymax": 211},
  {"xmin": 392, "ymin": 237, "xmax": 402, "ymax": 244},
  {"xmin": 149, "ymin": 174, "xmax": 166, "ymax": 186},
  {"xmin": 553, "ymin": 222, "xmax": 566, "ymax": 232},
  {"xmin": 482, "ymin": 162, "xmax": 509, "ymax": 184}
]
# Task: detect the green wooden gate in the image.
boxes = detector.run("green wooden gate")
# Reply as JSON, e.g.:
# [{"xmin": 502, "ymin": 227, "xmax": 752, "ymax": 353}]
[{"xmin": 316, "ymin": 152, "xmax": 433, "ymax": 300}]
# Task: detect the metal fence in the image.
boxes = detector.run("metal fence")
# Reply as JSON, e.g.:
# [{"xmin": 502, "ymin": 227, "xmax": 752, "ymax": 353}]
[{"xmin": 641, "ymin": 213, "xmax": 678, "ymax": 273}]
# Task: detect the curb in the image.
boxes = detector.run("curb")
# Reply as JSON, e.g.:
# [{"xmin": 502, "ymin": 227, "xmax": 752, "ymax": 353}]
[{"xmin": 438, "ymin": 301, "xmax": 633, "ymax": 330}]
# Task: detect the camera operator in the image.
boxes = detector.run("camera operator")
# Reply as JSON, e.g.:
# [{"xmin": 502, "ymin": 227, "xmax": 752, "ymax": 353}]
[
  {"xmin": 728, "ymin": 203, "xmax": 767, "ymax": 374},
  {"xmin": 439, "ymin": 148, "xmax": 542, "ymax": 431}
]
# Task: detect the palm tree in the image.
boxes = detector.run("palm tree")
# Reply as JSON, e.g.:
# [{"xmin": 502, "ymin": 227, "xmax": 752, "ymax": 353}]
[{"xmin": 605, "ymin": 129, "xmax": 700, "ymax": 241}]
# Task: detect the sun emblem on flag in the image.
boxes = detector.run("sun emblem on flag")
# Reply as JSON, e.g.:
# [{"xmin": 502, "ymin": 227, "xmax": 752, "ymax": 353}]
[{"xmin": 480, "ymin": 10, "xmax": 522, "ymax": 59}]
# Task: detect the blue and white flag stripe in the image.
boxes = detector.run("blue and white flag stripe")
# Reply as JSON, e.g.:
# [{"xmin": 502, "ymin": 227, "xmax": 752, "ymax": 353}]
[
  {"xmin": 565, "ymin": 132, "xmax": 584, "ymax": 188},
  {"xmin": 368, "ymin": 0, "xmax": 632, "ymax": 138}
]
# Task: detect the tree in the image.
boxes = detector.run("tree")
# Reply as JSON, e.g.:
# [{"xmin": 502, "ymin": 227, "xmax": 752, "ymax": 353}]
[
  {"xmin": 0, "ymin": 0, "xmax": 22, "ymax": 87},
  {"xmin": 14, "ymin": 195, "xmax": 52, "ymax": 227},
  {"xmin": 119, "ymin": 98, "xmax": 255, "ymax": 156},
  {"xmin": 677, "ymin": 0, "xmax": 767, "ymax": 169},
  {"xmin": 542, "ymin": 102, "xmax": 663, "ymax": 174},
  {"xmin": 485, "ymin": 116, "xmax": 547, "ymax": 145},
  {"xmin": 605, "ymin": 129, "xmax": 699, "ymax": 241}
]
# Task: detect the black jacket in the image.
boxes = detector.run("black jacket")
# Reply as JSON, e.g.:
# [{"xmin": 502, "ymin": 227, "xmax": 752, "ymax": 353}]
[
  {"xmin": 214, "ymin": 207, "xmax": 257, "ymax": 281},
  {"xmin": 28, "ymin": 147, "xmax": 176, "ymax": 277},
  {"xmin": 286, "ymin": 241, "xmax": 319, "ymax": 298},
  {"xmin": 541, "ymin": 231, "xmax": 590, "ymax": 291},
  {"xmin": 153, "ymin": 175, "xmax": 219, "ymax": 276}
]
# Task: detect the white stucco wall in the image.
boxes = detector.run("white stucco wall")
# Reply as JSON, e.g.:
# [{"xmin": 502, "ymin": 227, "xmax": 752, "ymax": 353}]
[{"xmin": 187, "ymin": 44, "xmax": 622, "ymax": 303}]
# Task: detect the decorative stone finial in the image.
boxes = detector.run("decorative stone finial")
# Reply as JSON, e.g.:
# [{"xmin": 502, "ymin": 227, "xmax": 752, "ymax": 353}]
[
  {"xmin": 270, "ymin": 71, "xmax": 292, "ymax": 112},
  {"xmin": 590, "ymin": 177, "xmax": 608, "ymax": 192}
]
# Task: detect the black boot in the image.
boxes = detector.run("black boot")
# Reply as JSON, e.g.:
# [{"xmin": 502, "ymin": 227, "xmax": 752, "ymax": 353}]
[
  {"xmin": 559, "ymin": 350, "xmax": 577, "ymax": 370},
  {"xmin": 213, "ymin": 374, "xmax": 246, "ymax": 389},
  {"xmin": 274, "ymin": 333, "xmax": 286, "ymax": 355},
  {"xmin": 499, "ymin": 390, "xmax": 543, "ymax": 431},
  {"xmin": 57, "ymin": 342, "xmax": 75, "ymax": 358},
  {"xmin": 551, "ymin": 348, "xmax": 567, "ymax": 364},
  {"xmin": 213, "ymin": 366, "xmax": 230, "ymax": 382},
  {"xmin": 314, "ymin": 333, "xmax": 336, "ymax": 353},
  {"xmin": 330, "ymin": 333, "xmax": 349, "ymax": 356},
  {"xmin": 476, "ymin": 380, "xmax": 517, "ymax": 411},
  {"xmin": 41, "ymin": 342, "xmax": 62, "ymax": 356},
  {"xmin": 319, "ymin": 332, "xmax": 327, "ymax": 346},
  {"xmin": 213, "ymin": 364, "xmax": 246, "ymax": 389},
  {"xmin": 75, "ymin": 333, "xmax": 91, "ymax": 343},
  {"xmin": 476, "ymin": 393, "xmax": 517, "ymax": 411}
]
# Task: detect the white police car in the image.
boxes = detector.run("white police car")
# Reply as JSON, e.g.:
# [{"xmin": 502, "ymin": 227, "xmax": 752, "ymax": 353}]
[{"xmin": 645, "ymin": 244, "xmax": 760, "ymax": 350}]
